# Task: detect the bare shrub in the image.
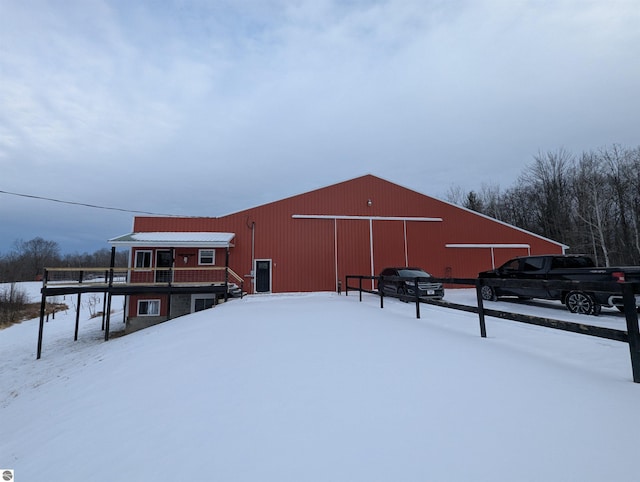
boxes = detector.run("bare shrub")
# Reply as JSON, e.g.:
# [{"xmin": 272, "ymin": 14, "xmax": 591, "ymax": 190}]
[{"xmin": 0, "ymin": 283, "xmax": 28, "ymax": 327}]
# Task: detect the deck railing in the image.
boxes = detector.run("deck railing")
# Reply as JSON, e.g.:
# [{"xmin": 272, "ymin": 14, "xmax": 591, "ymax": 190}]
[{"xmin": 43, "ymin": 266, "xmax": 245, "ymax": 287}]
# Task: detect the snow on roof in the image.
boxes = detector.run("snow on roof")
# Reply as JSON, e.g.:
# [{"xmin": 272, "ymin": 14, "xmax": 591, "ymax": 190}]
[{"xmin": 109, "ymin": 232, "xmax": 235, "ymax": 248}]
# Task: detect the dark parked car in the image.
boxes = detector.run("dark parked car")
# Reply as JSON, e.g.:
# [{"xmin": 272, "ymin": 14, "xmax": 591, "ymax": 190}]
[{"xmin": 378, "ymin": 267, "xmax": 444, "ymax": 300}]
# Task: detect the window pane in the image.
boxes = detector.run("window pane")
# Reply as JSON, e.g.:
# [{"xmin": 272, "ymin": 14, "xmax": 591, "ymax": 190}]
[
  {"xmin": 199, "ymin": 250, "xmax": 215, "ymax": 265},
  {"xmin": 195, "ymin": 298, "xmax": 215, "ymax": 311},
  {"xmin": 136, "ymin": 251, "xmax": 151, "ymax": 268},
  {"xmin": 139, "ymin": 300, "xmax": 159, "ymax": 316},
  {"xmin": 523, "ymin": 258, "xmax": 545, "ymax": 271}
]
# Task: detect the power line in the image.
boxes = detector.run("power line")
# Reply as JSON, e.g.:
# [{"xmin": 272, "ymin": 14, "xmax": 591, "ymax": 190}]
[{"xmin": 0, "ymin": 189, "xmax": 183, "ymax": 217}]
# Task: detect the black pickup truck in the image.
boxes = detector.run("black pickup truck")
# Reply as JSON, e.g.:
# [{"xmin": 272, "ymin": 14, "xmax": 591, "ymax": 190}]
[{"xmin": 478, "ymin": 254, "xmax": 640, "ymax": 315}]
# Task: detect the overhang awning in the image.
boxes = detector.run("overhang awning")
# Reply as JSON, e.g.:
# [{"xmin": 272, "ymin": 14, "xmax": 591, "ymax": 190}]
[{"xmin": 108, "ymin": 232, "xmax": 235, "ymax": 248}]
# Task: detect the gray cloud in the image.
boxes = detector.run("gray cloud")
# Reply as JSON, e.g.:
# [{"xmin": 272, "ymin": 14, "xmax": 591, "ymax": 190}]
[{"xmin": 1, "ymin": 0, "xmax": 639, "ymax": 252}]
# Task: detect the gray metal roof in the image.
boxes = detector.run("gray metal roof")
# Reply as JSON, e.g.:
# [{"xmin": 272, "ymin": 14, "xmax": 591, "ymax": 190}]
[{"xmin": 109, "ymin": 232, "xmax": 235, "ymax": 248}]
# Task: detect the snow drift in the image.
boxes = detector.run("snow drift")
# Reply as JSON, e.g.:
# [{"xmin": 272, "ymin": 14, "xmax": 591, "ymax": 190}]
[{"xmin": 1, "ymin": 286, "xmax": 639, "ymax": 481}]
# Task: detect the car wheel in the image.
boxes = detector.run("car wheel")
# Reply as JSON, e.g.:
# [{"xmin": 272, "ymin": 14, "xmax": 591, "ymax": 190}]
[
  {"xmin": 397, "ymin": 286, "xmax": 408, "ymax": 301},
  {"xmin": 565, "ymin": 291, "xmax": 598, "ymax": 315},
  {"xmin": 480, "ymin": 285, "xmax": 497, "ymax": 302}
]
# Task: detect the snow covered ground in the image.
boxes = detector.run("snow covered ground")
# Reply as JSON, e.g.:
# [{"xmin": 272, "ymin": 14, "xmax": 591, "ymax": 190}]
[{"xmin": 1, "ymin": 283, "xmax": 639, "ymax": 481}]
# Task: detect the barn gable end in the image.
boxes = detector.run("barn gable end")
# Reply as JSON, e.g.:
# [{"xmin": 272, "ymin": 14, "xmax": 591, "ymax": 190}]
[{"xmin": 110, "ymin": 174, "xmax": 565, "ymax": 327}]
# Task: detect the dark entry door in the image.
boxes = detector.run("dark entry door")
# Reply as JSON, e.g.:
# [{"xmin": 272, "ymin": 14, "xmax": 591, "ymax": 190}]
[
  {"xmin": 155, "ymin": 250, "xmax": 173, "ymax": 283},
  {"xmin": 255, "ymin": 260, "xmax": 271, "ymax": 293}
]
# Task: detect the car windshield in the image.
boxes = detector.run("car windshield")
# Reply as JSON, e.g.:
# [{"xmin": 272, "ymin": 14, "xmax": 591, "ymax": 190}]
[{"xmin": 398, "ymin": 269, "xmax": 431, "ymax": 278}]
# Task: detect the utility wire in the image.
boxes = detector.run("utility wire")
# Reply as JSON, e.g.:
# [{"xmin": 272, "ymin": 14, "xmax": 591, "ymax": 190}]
[{"xmin": 0, "ymin": 189, "xmax": 183, "ymax": 217}]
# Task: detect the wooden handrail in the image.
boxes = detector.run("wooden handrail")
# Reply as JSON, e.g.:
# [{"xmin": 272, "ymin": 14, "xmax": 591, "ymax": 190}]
[{"xmin": 227, "ymin": 268, "xmax": 244, "ymax": 285}]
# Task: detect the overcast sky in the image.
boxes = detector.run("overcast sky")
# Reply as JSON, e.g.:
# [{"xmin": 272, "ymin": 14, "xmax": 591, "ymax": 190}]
[{"xmin": 1, "ymin": 0, "xmax": 639, "ymax": 254}]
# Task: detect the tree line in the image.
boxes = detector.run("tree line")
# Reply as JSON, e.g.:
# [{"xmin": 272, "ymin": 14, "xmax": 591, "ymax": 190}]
[
  {"xmin": 447, "ymin": 144, "xmax": 640, "ymax": 266},
  {"xmin": 0, "ymin": 237, "xmax": 128, "ymax": 282}
]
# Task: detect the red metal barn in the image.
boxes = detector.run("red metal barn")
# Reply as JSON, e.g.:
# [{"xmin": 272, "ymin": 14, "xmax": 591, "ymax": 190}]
[{"xmin": 110, "ymin": 175, "xmax": 566, "ymax": 331}]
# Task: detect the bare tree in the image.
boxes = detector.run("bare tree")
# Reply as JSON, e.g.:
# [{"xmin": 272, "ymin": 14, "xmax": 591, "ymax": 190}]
[
  {"xmin": 464, "ymin": 191, "xmax": 484, "ymax": 212},
  {"xmin": 521, "ymin": 148, "xmax": 574, "ymax": 244},
  {"xmin": 628, "ymin": 147, "xmax": 640, "ymax": 261},
  {"xmin": 13, "ymin": 237, "xmax": 61, "ymax": 280},
  {"xmin": 444, "ymin": 184, "xmax": 466, "ymax": 206},
  {"xmin": 601, "ymin": 145, "xmax": 639, "ymax": 264},
  {"xmin": 478, "ymin": 183, "xmax": 503, "ymax": 220},
  {"xmin": 440, "ymin": 145, "xmax": 639, "ymax": 265},
  {"xmin": 572, "ymin": 152, "xmax": 612, "ymax": 265}
]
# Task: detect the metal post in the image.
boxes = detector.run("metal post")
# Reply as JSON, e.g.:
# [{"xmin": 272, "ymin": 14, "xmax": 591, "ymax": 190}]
[
  {"xmin": 622, "ymin": 283, "xmax": 640, "ymax": 383},
  {"xmin": 74, "ymin": 271, "xmax": 83, "ymax": 341},
  {"xmin": 101, "ymin": 269, "xmax": 108, "ymax": 331},
  {"xmin": 105, "ymin": 248, "xmax": 116, "ymax": 341},
  {"xmin": 359, "ymin": 277, "xmax": 362, "ymax": 302},
  {"xmin": 475, "ymin": 279, "xmax": 487, "ymax": 338},
  {"xmin": 414, "ymin": 277, "xmax": 420, "ymax": 319},
  {"xmin": 105, "ymin": 293, "xmax": 112, "ymax": 341},
  {"xmin": 36, "ymin": 270, "xmax": 48, "ymax": 359},
  {"xmin": 379, "ymin": 277, "xmax": 384, "ymax": 309}
]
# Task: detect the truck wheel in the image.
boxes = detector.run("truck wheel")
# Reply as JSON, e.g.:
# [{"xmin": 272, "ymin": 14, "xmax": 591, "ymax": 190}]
[
  {"xmin": 480, "ymin": 285, "xmax": 498, "ymax": 302},
  {"xmin": 565, "ymin": 291, "xmax": 597, "ymax": 315}
]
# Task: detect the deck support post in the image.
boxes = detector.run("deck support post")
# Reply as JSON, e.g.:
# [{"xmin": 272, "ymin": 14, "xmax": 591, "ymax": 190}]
[
  {"xmin": 101, "ymin": 269, "xmax": 108, "ymax": 331},
  {"xmin": 74, "ymin": 271, "xmax": 83, "ymax": 341},
  {"xmin": 105, "ymin": 247, "xmax": 116, "ymax": 341},
  {"xmin": 37, "ymin": 270, "xmax": 48, "ymax": 359}
]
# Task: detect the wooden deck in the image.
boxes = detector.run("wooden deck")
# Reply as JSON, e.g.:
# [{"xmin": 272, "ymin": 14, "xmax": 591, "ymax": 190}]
[{"xmin": 37, "ymin": 266, "xmax": 245, "ymax": 359}]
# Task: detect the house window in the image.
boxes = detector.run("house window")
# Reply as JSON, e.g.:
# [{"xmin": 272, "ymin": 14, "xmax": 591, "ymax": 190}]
[
  {"xmin": 194, "ymin": 298, "xmax": 215, "ymax": 311},
  {"xmin": 198, "ymin": 249, "xmax": 215, "ymax": 265},
  {"xmin": 191, "ymin": 293, "xmax": 217, "ymax": 312},
  {"xmin": 135, "ymin": 250, "xmax": 152, "ymax": 269},
  {"xmin": 138, "ymin": 299, "xmax": 160, "ymax": 316}
]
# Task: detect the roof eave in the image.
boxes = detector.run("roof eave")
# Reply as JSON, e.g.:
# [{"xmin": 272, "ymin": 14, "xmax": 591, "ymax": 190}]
[{"xmin": 109, "ymin": 240, "xmax": 235, "ymax": 248}]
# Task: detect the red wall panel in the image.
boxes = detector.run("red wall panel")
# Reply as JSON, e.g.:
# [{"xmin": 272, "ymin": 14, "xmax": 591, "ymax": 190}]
[
  {"xmin": 126, "ymin": 175, "xmax": 565, "ymax": 293},
  {"xmin": 336, "ymin": 218, "xmax": 371, "ymax": 289},
  {"xmin": 372, "ymin": 220, "xmax": 406, "ymax": 272}
]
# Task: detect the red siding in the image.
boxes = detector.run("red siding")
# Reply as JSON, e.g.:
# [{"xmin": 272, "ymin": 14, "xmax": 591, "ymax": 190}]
[
  {"xmin": 372, "ymin": 220, "xmax": 407, "ymax": 271},
  {"xmin": 127, "ymin": 175, "xmax": 565, "ymax": 293},
  {"xmin": 337, "ymin": 218, "xmax": 371, "ymax": 288}
]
